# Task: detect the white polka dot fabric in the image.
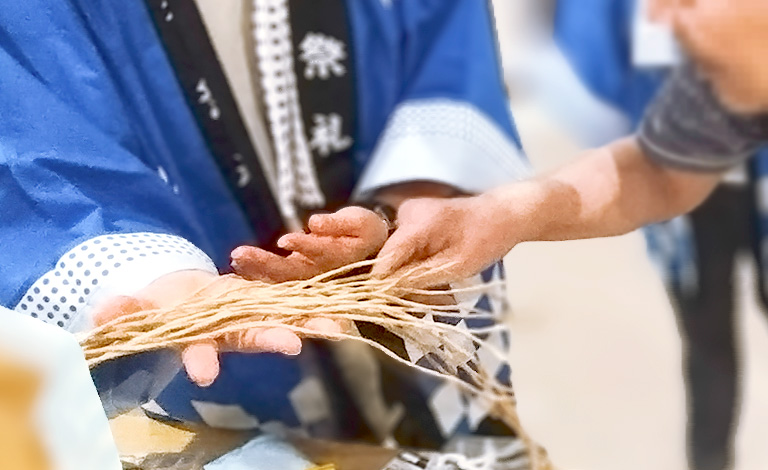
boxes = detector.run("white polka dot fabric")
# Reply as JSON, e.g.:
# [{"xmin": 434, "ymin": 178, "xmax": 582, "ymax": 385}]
[{"xmin": 14, "ymin": 232, "xmax": 217, "ymax": 332}]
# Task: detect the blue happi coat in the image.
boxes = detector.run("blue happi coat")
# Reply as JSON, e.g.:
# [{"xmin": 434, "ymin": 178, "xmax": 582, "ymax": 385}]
[{"xmin": 0, "ymin": 0, "xmax": 527, "ymax": 446}]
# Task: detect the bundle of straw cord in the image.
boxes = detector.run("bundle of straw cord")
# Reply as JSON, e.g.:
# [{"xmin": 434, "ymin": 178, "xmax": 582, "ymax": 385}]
[{"xmin": 78, "ymin": 260, "xmax": 552, "ymax": 470}]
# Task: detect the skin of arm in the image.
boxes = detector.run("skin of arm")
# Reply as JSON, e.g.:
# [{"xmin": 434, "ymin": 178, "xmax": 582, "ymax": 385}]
[
  {"xmin": 373, "ymin": 138, "xmax": 722, "ymax": 286},
  {"xmin": 493, "ymin": 137, "xmax": 721, "ymax": 243}
]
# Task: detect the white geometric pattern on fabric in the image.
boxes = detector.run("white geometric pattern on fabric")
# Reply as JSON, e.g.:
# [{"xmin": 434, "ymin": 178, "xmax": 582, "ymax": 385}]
[
  {"xmin": 440, "ymin": 438, "xmax": 530, "ymax": 470},
  {"xmin": 142, "ymin": 400, "xmax": 170, "ymax": 418},
  {"xmin": 298, "ymin": 32, "xmax": 347, "ymax": 80},
  {"xmin": 402, "ymin": 311, "xmax": 433, "ymax": 362},
  {"xmin": 374, "ymin": 100, "xmax": 530, "ymax": 179},
  {"xmin": 428, "ymin": 382, "xmax": 467, "ymax": 437},
  {"xmin": 484, "ymin": 330, "xmax": 508, "ymax": 353},
  {"xmin": 486, "ymin": 264, "xmax": 509, "ymax": 319},
  {"xmin": 411, "ymin": 264, "xmax": 513, "ymax": 436},
  {"xmin": 451, "ymin": 273, "xmax": 486, "ymax": 311},
  {"xmin": 475, "ymin": 344, "xmax": 505, "ymax": 381},
  {"xmin": 251, "ymin": 0, "xmax": 326, "ymax": 225},
  {"xmin": 448, "ymin": 319, "xmax": 477, "ymax": 367},
  {"xmin": 466, "ymin": 395, "xmax": 495, "ymax": 430},
  {"xmin": 403, "ymin": 334, "xmax": 430, "ymax": 363},
  {"xmin": 190, "ymin": 401, "xmax": 261, "ymax": 430},
  {"xmin": 289, "ymin": 376, "xmax": 332, "ymax": 426},
  {"xmin": 14, "ymin": 233, "xmax": 217, "ymax": 332}
]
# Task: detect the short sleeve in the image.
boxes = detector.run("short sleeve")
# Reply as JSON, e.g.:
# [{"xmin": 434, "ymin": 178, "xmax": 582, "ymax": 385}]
[
  {"xmin": 638, "ymin": 65, "xmax": 768, "ymax": 172},
  {"xmin": 353, "ymin": 0, "xmax": 530, "ymax": 198},
  {"xmin": 13, "ymin": 233, "xmax": 218, "ymax": 333}
]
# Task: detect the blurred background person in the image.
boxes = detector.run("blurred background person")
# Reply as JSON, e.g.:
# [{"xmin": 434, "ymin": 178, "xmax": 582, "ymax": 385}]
[
  {"xmin": 415, "ymin": 0, "xmax": 768, "ymax": 468},
  {"xmin": 539, "ymin": 2, "xmax": 766, "ymax": 469}
]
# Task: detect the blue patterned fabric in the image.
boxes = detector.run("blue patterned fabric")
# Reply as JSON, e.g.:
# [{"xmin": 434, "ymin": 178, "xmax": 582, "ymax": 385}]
[
  {"xmin": 0, "ymin": 0, "xmax": 526, "ymax": 448},
  {"xmin": 0, "ymin": 0, "xmax": 524, "ymax": 308},
  {"xmin": 150, "ymin": 263, "xmax": 513, "ymax": 447}
]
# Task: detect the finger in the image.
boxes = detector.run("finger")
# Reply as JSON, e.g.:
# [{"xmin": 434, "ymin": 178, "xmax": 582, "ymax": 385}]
[
  {"xmin": 93, "ymin": 295, "xmax": 157, "ymax": 326},
  {"xmin": 182, "ymin": 341, "xmax": 220, "ymax": 387},
  {"xmin": 303, "ymin": 317, "xmax": 344, "ymax": 336},
  {"xmin": 230, "ymin": 245, "xmax": 314, "ymax": 282},
  {"xmin": 307, "ymin": 206, "xmax": 377, "ymax": 237},
  {"xmin": 371, "ymin": 227, "xmax": 421, "ymax": 277},
  {"xmin": 388, "ymin": 256, "xmax": 459, "ymax": 289},
  {"xmin": 279, "ymin": 232, "xmax": 373, "ymax": 267},
  {"xmin": 224, "ymin": 327, "xmax": 302, "ymax": 355},
  {"xmin": 277, "ymin": 232, "xmax": 345, "ymax": 258}
]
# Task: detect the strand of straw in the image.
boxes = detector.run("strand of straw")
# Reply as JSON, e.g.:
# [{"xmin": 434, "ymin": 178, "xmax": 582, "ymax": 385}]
[{"xmin": 78, "ymin": 260, "xmax": 552, "ymax": 470}]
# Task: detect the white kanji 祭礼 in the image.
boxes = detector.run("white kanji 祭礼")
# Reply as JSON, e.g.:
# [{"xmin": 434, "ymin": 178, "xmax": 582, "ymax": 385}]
[
  {"xmin": 299, "ymin": 32, "xmax": 347, "ymax": 80},
  {"xmin": 309, "ymin": 113, "xmax": 352, "ymax": 156}
]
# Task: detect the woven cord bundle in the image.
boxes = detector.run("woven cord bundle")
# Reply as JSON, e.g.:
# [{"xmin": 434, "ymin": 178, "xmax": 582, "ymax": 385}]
[{"xmin": 78, "ymin": 260, "xmax": 552, "ymax": 470}]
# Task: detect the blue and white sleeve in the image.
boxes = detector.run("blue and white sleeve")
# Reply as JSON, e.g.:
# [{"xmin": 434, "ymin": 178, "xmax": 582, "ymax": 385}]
[
  {"xmin": 355, "ymin": 0, "xmax": 530, "ymax": 198},
  {"xmin": 13, "ymin": 233, "xmax": 217, "ymax": 333},
  {"xmin": 0, "ymin": 12, "xmax": 221, "ymax": 332}
]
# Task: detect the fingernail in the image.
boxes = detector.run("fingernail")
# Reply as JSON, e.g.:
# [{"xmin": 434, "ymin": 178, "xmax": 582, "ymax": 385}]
[
  {"xmin": 310, "ymin": 215, "xmax": 325, "ymax": 228},
  {"xmin": 231, "ymin": 246, "xmax": 248, "ymax": 260},
  {"xmin": 183, "ymin": 343, "xmax": 219, "ymax": 387},
  {"xmin": 192, "ymin": 372, "xmax": 216, "ymax": 388},
  {"xmin": 276, "ymin": 236, "xmax": 288, "ymax": 249},
  {"xmin": 258, "ymin": 328, "xmax": 302, "ymax": 355}
]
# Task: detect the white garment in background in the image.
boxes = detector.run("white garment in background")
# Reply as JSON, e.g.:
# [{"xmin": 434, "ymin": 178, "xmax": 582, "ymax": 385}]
[{"xmin": 0, "ymin": 308, "xmax": 121, "ymax": 470}]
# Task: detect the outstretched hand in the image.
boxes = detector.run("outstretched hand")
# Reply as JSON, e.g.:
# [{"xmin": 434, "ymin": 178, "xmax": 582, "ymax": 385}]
[
  {"xmin": 371, "ymin": 193, "xmax": 520, "ymax": 288},
  {"xmin": 92, "ymin": 270, "xmax": 342, "ymax": 387},
  {"xmin": 231, "ymin": 206, "xmax": 389, "ymax": 282}
]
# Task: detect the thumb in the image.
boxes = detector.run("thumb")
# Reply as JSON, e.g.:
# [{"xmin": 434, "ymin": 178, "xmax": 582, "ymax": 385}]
[
  {"xmin": 371, "ymin": 227, "xmax": 421, "ymax": 278},
  {"xmin": 182, "ymin": 341, "xmax": 220, "ymax": 387},
  {"xmin": 93, "ymin": 295, "xmax": 157, "ymax": 326}
]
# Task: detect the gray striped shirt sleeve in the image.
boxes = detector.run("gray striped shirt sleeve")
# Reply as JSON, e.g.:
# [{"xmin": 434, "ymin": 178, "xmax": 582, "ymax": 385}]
[{"xmin": 638, "ymin": 64, "xmax": 768, "ymax": 172}]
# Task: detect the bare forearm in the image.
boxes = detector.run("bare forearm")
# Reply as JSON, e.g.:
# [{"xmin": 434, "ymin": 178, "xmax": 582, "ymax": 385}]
[{"xmin": 486, "ymin": 137, "xmax": 721, "ymax": 246}]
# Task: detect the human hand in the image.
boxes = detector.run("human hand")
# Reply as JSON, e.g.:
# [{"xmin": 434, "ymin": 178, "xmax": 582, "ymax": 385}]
[
  {"xmin": 92, "ymin": 270, "xmax": 341, "ymax": 387},
  {"xmin": 231, "ymin": 206, "xmax": 389, "ymax": 282},
  {"xmin": 652, "ymin": 0, "xmax": 768, "ymax": 113},
  {"xmin": 371, "ymin": 192, "xmax": 522, "ymax": 288}
]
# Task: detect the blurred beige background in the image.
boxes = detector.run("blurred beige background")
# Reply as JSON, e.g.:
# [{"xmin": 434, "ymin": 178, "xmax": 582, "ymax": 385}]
[{"xmin": 493, "ymin": 3, "xmax": 768, "ymax": 469}]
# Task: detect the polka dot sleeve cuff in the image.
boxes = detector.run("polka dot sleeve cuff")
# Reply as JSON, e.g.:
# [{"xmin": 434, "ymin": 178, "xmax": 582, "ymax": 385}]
[{"xmin": 14, "ymin": 233, "xmax": 218, "ymax": 333}]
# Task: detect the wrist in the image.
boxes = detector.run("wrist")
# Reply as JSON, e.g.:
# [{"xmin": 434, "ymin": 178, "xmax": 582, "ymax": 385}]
[
  {"xmin": 480, "ymin": 182, "xmax": 546, "ymax": 246},
  {"xmin": 355, "ymin": 202, "xmax": 398, "ymax": 236}
]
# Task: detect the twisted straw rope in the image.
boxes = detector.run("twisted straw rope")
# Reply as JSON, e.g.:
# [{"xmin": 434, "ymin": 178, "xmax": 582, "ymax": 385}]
[{"xmin": 78, "ymin": 260, "xmax": 552, "ymax": 470}]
